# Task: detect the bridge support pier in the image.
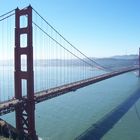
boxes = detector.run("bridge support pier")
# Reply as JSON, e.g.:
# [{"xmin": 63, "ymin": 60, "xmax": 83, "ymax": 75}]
[{"xmin": 14, "ymin": 6, "xmax": 38, "ymax": 139}]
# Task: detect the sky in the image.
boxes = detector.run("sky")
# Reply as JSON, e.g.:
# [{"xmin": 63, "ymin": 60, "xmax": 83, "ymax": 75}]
[{"xmin": 0, "ymin": 0, "xmax": 140, "ymax": 58}]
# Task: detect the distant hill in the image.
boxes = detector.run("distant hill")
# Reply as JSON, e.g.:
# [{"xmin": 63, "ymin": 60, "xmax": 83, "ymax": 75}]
[
  {"xmin": 90, "ymin": 55, "xmax": 138, "ymax": 70},
  {"xmin": 110, "ymin": 54, "xmax": 138, "ymax": 60},
  {"xmin": 0, "ymin": 55, "xmax": 138, "ymax": 70}
]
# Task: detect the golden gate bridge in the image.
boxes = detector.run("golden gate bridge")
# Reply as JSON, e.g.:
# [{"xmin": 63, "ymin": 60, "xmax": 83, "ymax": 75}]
[{"xmin": 0, "ymin": 5, "xmax": 139, "ymax": 140}]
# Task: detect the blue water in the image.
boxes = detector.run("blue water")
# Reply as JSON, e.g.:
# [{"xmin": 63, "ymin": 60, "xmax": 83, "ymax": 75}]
[{"xmin": 1, "ymin": 68, "xmax": 140, "ymax": 140}]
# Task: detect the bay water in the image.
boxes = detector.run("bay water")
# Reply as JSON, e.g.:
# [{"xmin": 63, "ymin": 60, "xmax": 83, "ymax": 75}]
[{"xmin": 1, "ymin": 67, "xmax": 140, "ymax": 140}]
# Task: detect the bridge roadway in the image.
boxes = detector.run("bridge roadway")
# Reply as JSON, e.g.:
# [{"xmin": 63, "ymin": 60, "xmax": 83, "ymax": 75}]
[{"xmin": 0, "ymin": 66, "xmax": 138, "ymax": 116}]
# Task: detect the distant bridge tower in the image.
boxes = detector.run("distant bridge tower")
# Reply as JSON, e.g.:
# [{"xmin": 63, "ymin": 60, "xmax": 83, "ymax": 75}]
[
  {"xmin": 14, "ymin": 6, "xmax": 38, "ymax": 139},
  {"xmin": 139, "ymin": 48, "xmax": 140, "ymax": 77}
]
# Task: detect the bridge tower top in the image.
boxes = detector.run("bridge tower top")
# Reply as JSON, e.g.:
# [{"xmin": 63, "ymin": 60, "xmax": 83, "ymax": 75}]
[{"xmin": 14, "ymin": 5, "xmax": 38, "ymax": 139}]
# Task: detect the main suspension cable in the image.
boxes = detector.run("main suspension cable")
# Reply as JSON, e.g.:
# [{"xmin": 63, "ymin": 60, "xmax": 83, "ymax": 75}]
[
  {"xmin": 0, "ymin": 9, "xmax": 15, "ymax": 18},
  {"xmin": 33, "ymin": 21, "xmax": 94, "ymax": 68},
  {"xmin": 0, "ymin": 13, "xmax": 15, "ymax": 22},
  {"xmin": 32, "ymin": 7, "xmax": 111, "ymax": 71}
]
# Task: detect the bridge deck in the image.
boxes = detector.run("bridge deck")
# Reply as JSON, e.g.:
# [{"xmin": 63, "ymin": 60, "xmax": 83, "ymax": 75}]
[
  {"xmin": 0, "ymin": 67, "xmax": 138, "ymax": 115},
  {"xmin": 35, "ymin": 67, "xmax": 138, "ymax": 102}
]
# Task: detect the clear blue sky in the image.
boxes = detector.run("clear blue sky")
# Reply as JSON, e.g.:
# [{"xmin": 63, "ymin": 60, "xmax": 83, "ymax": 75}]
[{"xmin": 0, "ymin": 0, "xmax": 140, "ymax": 57}]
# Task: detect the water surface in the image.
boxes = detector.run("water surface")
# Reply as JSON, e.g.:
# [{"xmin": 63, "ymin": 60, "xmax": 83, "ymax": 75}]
[{"xmin": 1, "ymin": 68, "xmax": 140, "ymax": 140}]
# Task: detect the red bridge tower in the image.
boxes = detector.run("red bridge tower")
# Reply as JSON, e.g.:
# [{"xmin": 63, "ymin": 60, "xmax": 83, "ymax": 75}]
[{"xmin": 14, "ymin": 6, "xmax": 38, "ymax": 139}]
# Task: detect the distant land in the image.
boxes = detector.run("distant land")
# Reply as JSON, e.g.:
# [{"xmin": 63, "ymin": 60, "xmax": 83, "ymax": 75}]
[
  {"xmin": 92, "ymin": 54, "xmax": 138, "ymax": 70},
  {"xmin": 108, "ymin": 54, "xmax": 138, "ymax": 60},
  {"xmin": 33, "ymin": 54, "xmax": 138, "ymax": 70},
  {"xmin": 0, "ymin": 55, "xmax": 138, "ymax": 70}
]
